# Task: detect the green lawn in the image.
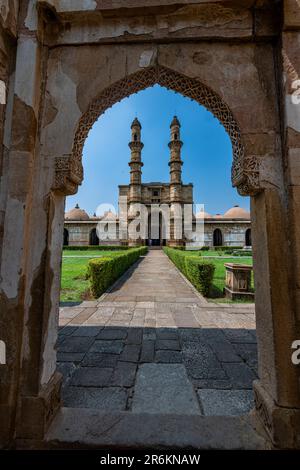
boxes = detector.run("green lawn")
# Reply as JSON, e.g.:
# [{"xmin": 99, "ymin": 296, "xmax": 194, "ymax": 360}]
[
  {"xmin": 60, "ymin": 250, "xmax": 127, "ymax": 302},
  {"xmin": 183, "ymin": 250, "xmax": 254, "ymax": 302}
]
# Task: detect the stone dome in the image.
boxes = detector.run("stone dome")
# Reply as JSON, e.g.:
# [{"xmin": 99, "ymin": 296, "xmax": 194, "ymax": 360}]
[
  {"xmin": 196, "ymin": 210, "xmax": 211, "ymax": 219},
  {"xmin": 65, "ymin": 204, "xmax": 89, "ymax": 221},
  {"xmin": 101, "ymin": 209, "xmax": 117, "ymax": 221},
  {"xmin": 213, "ymin": 213, "xmax": 223, "ymax": 219},
  {"xmin": 223, "ymin": 205, "xmax": 250, "ymax": 219}
]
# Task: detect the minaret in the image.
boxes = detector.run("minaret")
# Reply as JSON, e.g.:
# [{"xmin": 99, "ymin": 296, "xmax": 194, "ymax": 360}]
[
  {"xmin": 128, "ymin": 117, "xmax": 144, "ymax": 204},
  {"xmin": 168, "ymin": 116, "xmax": 183, "ymax": 202}
]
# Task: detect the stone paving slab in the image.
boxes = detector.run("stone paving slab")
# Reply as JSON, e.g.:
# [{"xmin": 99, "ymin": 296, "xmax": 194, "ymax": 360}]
[
  {"xmin": 46, "ymin": 409, "xmax": 268, "ymax": 450},
  {"xmin": 62, "ymin": 386, "xmax": 128, "ymax": 410},
  {"xmin": 132, "ymin": 364, "xmax": 201, "ymax": 414},
  {"xmin": 58, "ymin": 250, "xmax": 257, "ymax": 417},
  {"xmin": 197, "ymin": 389, "xmax": 254, "ymax": 416}
]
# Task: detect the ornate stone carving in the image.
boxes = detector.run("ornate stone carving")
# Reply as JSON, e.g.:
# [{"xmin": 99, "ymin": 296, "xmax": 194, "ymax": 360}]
[
  {"xmin": 165, "ymin": 4, "xmax": 249, "ymax": 27},
  {"xmin": 54, "ymin": 66, "xmax": 261, "ymax": 196},
  {"xmin": 54, "ymin": 155, "xmax": 83, "ymax": 195}
]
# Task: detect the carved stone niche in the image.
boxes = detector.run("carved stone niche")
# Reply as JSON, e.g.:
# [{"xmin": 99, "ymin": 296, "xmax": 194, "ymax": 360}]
[
  {"xmin": 53, "ymin": 155, "xmax": 83, "ymax": 196},
  {"xmin": 52, "ymin": 66, "xmax": 262, "ymax": 198}
]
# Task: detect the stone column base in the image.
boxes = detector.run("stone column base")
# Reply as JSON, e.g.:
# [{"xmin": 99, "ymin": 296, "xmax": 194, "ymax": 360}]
[
  {"xmin": 16, "ymin": 371, "xmax": 62, "ymax": 441},
  {"xmin": 253, "ymin": 380, "xmax": 300, "ymax": 449}
]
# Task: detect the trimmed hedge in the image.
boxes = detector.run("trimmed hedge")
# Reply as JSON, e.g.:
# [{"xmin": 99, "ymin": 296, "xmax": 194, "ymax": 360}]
[
  {"xmin": 164, "ymin": 247, "xmax": 215, "ymax": 297},
  {"xmin": 63, "ymin": 245, "xmax": 130, "ymax": 251},
  {"xmin": 88, "ymin": 247, "xmax": 148, "ymax": 298},
  {"xmin": 213, "ymin": 246, "xmax": 243, "ymax": 251}
]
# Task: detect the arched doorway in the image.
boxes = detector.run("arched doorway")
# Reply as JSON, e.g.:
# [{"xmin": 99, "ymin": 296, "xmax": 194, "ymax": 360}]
[
  {"xmin": 4, "ymin": 39, "xmax": 298, "ymax": 449},
  {"xmin": 89, "ymin": 228, "xmax": 99, "ymax": 246},
  {"xmin": 245, "ymin": 228, "xmax": 252, "ymax": 247},
  {"xmin": 63, "ymin": 228, "xmax": 69, "ymax": 246},
  {"xmin": 213, "ymin": 228, "xmax": 223, "ymax": 247}
]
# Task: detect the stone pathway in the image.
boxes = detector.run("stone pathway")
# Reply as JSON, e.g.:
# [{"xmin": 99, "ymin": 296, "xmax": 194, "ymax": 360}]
[{"xmin": 57, "ymin": 250, "xmax": 257, "ymax": 416}]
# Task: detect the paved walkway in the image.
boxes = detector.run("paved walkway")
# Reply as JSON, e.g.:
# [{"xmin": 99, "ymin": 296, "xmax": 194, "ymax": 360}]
[{"xmin": 57, "ymin": 250, "xmax": 257, "ymax": 416}]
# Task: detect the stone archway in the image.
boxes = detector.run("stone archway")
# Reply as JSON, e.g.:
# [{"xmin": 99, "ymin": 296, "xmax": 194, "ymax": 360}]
[
  {"xmin": 213, "ymin": 228, "xmax": 223, "ymax": 247},
  {"xmin": 46, "ymin": 64, "xmax": 300, "ymax": 448},
  {"xmin": 1, "ymin": 2, "xmax": 300, "ymax": 448},
  {"xmin": 53, "ymin": 66, "xmax": 259, "ymax": 199}
]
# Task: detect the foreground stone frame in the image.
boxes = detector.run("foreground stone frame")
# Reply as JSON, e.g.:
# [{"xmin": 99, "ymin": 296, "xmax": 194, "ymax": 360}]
[{"xmin": 0, "ymin": 0, "xmax": 300, "ymax": 449}]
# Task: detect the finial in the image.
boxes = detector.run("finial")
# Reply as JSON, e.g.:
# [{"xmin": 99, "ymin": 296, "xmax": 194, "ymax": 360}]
[
  {"xmin": 75, "ymin": 203, "xmax": 79, "ymax": 209},
  {"xmin": 170, "ymin": 115, "xmax": 180, "ymax": 128},
  {"xmin": 131, "ymin": 117, "xmax": 141, "ymax": 129}
]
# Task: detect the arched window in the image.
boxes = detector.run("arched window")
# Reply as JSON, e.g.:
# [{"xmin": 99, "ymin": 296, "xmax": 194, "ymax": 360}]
[
  {"xmin": 245, "ymin": 228, "xmax": 252, "ymax": 247},
  {"xmin": 134, "ymin": 133, "xmax": 137, "ymax": 141},
  {"xmin": 89, "ymin": 228, "xmax": 99, "ymax": 246},
  {"xmin": 63, "ymin": 228, "xmax": 69, "ymax": 246},
  {"xmin": 174, "ymin": 133, "xmax": 178, "ymax": 140},
  {"xmin": 213, "ymin": 228, "xmax": 223, "ymax": 247}
]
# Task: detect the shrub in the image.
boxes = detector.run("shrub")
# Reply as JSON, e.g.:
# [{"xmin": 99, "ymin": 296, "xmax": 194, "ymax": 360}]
[
  {"xmin": 213, "ymin": 245, "xmax": 243, "ymax": 251},
  {"xmin": 233, "ymin": 249, "xmax": 252, "ymax": 256},
  {"xmin": 63, "ymin": 245, "xmax": 130, "ymax": 251},
  {"xmin": 164, "ymin": 247, "xmax": 215, "ymax": 297},
  {"xmin": 88, "ymin": 247, "xmax": 147, "ymax": 297}
]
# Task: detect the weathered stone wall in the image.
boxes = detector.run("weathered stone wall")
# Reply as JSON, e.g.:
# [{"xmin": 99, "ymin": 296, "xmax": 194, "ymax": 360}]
[{"xmin": 204, "ymin": 222, "xmax": 251, "ymax": 247}]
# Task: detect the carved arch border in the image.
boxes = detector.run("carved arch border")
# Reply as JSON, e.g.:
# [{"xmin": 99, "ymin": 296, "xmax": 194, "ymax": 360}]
[{"xmin": 54, "ymin": 66, "xmax": 260, "ymax": 196}]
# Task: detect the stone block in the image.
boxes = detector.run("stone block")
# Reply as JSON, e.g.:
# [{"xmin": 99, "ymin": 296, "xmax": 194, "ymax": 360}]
[
  {"xmin": 197, "ymin": 389, "xmax": 254, "ymax": 416},
  {"xmin": 126, "ymin": 328, "xmax": 143, "ymax": 344},
  {"xmin": 82, "ymin": 353, "xmax": 119, "ymax": 368},
  {"xmin": 62, "ymin": 386, "xmax": 127, "ymax": 411},
  {"xmin": 97, "ymin": 328, "xmax": 127, "ymax": 340},
  {"xmin": 90, "ymin": 340, "xmax": 124, "ymax": 354},
  {"xmin": 70, "ymin": 367, "xmax": 113, "ymax": 387},
  {"xmin": 112, "ymin": 362, "xmax": 137, "ymax": 387},
  {"xmin": 223, "ymin": 363, "xmax": 257, "ymax": 389},
  {"xmin": 58, "ymin": 336, "xmax": 95, "ymax": 353},
  {"xmin": 156, "ymin": 339, "xmax": 181, "ymax": 350},
  {"xmin": 120, "ymin": 344, "xmax": 141, "ymax": 362},
  {"xmin": 155, "ymin": 350, "xmax": 183, "ymax": 363},
  {"xmin": 132, "ymin": 364, "xmax": 200, "ymax": 414},
  {"xmin": 140, "ymin": 340, "xmax": 155, "ymax": 362}
]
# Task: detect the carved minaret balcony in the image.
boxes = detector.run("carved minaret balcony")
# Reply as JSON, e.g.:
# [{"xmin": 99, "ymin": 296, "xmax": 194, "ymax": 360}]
[
  {"xmin": 128, "ymin": 117, "xmax": 144, "ymax": 205},
  {"xmin": 168, "ymin": 115, "xmax": 183, "ymax": 203}
]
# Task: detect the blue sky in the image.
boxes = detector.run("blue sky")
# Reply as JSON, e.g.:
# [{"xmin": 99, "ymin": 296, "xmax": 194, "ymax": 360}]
[{"xmin": 66, "ymin": 85, "xmax": 249, "ymax": 216}]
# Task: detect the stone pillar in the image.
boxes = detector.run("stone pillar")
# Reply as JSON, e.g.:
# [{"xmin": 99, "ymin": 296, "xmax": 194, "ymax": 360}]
[
  {"xmin": 251, "ymin": 2, "xmax": 300, "ymax": 448},
  {"xmin": 0, "ymin": 1, "xmax": 62, "ymax": 446}
]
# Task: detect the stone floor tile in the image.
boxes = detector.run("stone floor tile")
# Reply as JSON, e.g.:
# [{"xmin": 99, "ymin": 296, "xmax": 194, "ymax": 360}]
[
  {"xmin": 232, "ymin": 343, "xmax": 258, "ymax": 368},
  {"xmin": 97, "ymin": 328, "xmax": 128, "ymax": 340},
  {"xmin": 70, "ymin": 367, "xmax": 113, "ymax": 387},
  {"xmin": 90, "ymin": 340, "xmax": 124, "ymax": 354},
  {"xmin": 155, "ymin": 350, "xmax": 183, "ymax": 363},
  {"xmin": 120, "ymin": 344, "xmax": 141, "ymax": 362},
  {"xmin": 57, "ymin": 352, "xmax": 86, "ymax": 363},
  {"xmin": 132, "ymin": 364, "xmax": 201, "ymax": 414},
  {"xmin": 81, "ymin": 353, "xmax": 118, "ymax": 368},
  {"xmin": 59, "ymin": 336, "xmax": 95, "ymax": 353},
  {"xmin": 156, "ymin": 329, "xmax": 179, "ymax": 340},
  {"xmin": 223, "ymin": 363, "xmax": 257, "ymax": 389},
  {"xmin": 210, "ymin": 341, "xmax": 243, "ymax": 363},
  {"xmin": 126, "ymin": 328, "xmax": 143, "ymax": 345},
  {"xmin": 155, "ymin": 339, "xmax": 181, "ymax": 351},
  {"xmin": 197, "ymin": 389, "xmax": 254, "ymax": 416},
  {"xmin": 112, "ymin": 362, "xmax": 137, "ymax": 387},
  {"xmin": 71, "ymin": 326, "xmax": 102, "ymax": 337},
  {"xmin": 140, "ymin": 340, "xmax": 155, "ymax": 363},
  {"xmin": 62, "ymin": 386, "xmax": 127, "ymax": 410}
]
